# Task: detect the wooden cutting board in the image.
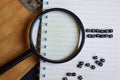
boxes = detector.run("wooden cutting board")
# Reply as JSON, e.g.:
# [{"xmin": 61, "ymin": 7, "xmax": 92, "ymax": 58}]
[{"xmin": 0, "ymin": 0, "xmax": 40, "ymax": 80}]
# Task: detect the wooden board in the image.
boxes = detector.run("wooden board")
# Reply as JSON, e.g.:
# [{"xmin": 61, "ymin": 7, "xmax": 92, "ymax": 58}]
[{"xmin": 0, "ymin": 0, "xmax": 40, "ymax": 80}]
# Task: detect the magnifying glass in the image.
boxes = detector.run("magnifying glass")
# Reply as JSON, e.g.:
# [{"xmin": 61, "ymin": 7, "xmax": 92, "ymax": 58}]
[{"xmin": 0, "ymin": 8, "xmax": 85, "ymax": 74}]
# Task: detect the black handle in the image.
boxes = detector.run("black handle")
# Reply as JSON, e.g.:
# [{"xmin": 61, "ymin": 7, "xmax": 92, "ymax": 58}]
[{"xmin": 0, "ymin": 49, "xmax": 33, "ymax": 74}]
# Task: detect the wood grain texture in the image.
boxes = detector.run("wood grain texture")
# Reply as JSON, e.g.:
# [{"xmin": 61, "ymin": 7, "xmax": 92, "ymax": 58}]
[{"xmin": 0, "ymin": 0, "xmax": 40, "ymax": 80}]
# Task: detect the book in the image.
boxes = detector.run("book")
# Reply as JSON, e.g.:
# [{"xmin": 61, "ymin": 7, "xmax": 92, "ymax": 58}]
[{"xmin": 39, "ymin": 0, "xmax": 120, "ymax": 80}]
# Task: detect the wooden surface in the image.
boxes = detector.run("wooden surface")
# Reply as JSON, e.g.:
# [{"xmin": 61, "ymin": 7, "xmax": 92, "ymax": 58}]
[{"xmin": 0, "ymin": 0, "xmax": 40, "ymax": 80}]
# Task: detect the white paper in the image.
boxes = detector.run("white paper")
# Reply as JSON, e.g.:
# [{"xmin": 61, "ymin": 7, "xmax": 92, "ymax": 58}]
[{"xmin": 39, "ymin": 0, "xmax": 120, "ymax": 80}]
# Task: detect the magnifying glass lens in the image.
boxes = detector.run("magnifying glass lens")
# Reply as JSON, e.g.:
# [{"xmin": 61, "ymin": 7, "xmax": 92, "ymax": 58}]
[{"xmin": 32, "ymin": 10, "xmax": 80, "ymax": 61}]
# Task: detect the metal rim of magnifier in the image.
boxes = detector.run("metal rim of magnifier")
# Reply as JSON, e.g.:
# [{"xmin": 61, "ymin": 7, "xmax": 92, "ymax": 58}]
[{"xmin": 29, "ymin": 8, "xmax": 85, "ymax": 63}]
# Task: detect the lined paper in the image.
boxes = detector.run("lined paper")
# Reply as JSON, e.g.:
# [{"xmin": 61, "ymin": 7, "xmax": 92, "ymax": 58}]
[
  {"xmin": 40, "ymin": 11, "xmax": 79, "ymax": 60},
  {"xmin": 40, "ymin": 0, "xmax": 120, "ymax": 80}
]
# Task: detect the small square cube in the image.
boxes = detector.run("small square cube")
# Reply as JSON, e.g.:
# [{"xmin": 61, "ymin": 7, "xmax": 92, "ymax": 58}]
[
  {"xmin": 100, "ymin": 58, "xmax": 105, "ymax": 63},
  {"xmin": 78, "ymin": 75, "xmax": 83, "ymax": 80},
  {"xmin": 90, "ymin": 65, "xmax": 96, "ymax": 70},
  {"xmin": 63, "ymin": 77, "xmax": 68, "ymax": 80},
  {"xmin": 79, "ymin": 61, "xmax": 84, "ymax": 65},
  {"xmin": 93, "ymin": 56, "xmax": 98, "ymax": 60},
  {"xmin": 85, "ymin": 63, "xmax": 90, "ymax": 67},
  {"xmin": 72, "ymin": 72, "xmax": 76, "ymax": 76}
]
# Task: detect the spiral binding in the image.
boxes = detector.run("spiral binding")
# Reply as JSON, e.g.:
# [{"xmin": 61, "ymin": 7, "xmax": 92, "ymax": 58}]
[
  {"xmin": 41, "ymin": 38, "xmax": 47, "ymax": 41},
  {"xmin": 40, "ymin": 74, "xmax": 46, "ymax": 77},
  {"xmin": 40, "ymin": 67, "xmax": 46, "ymax": 70},
  {"xmin": 41, "ymin": 52, "xmax": 47, "ymax": 56},
  {"xmin": 38, "ymin": 1, "xmax": 49, "ymax": 79},
  {"xmin": 42, "ymin": 15, "xmax": 48, "ymax": 19},
  {"xmin": 38, "ymin": 30, "xmax": 47, "ymax": 34},
  {"xmin": 37, "ymin": 38, "xmax": 47, "ymax": 42},
  {"xmin": 43, "ymin": 1, "xmax": 49, "ymax": 5},
  {"xmin": 39, "ymin": 45, "xmax": 47, "ymax": 48},
  {"xmin": 42, "ymin": 23, "xmax": 48, "ymax": 26}
]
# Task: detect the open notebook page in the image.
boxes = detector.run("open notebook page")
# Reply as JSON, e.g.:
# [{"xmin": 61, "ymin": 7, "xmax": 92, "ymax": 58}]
[{"xmin": 40, "ymin": 0, "xmax": 120, "ymax": 80}]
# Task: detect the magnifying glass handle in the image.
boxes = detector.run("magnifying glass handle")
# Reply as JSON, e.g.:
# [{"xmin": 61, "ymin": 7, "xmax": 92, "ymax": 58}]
[{"xmin": 0, "ymin": 49, "xmax": 33, "ymax": 75}]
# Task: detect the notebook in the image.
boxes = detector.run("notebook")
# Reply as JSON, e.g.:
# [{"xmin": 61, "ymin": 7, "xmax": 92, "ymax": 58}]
[{"xmin": 39, "ymin": 0, "xmax": 120, "ymax": 80}]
